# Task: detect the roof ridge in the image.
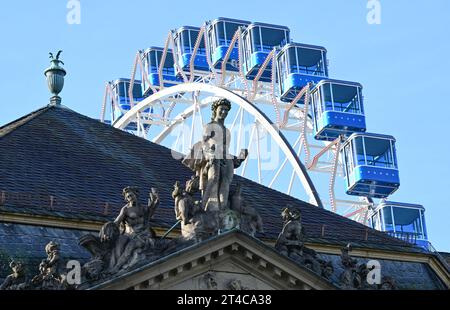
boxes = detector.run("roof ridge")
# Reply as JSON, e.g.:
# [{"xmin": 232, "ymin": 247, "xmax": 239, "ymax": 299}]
[{"xmin": 0, "ymin": 105, "xmax": 54, "ymax": 139}]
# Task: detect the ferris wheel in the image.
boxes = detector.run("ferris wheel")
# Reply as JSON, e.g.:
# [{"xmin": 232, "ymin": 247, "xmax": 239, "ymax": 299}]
[{"xmin": 100, "ymin": 17, "xmax": 403, "ymax": 226}]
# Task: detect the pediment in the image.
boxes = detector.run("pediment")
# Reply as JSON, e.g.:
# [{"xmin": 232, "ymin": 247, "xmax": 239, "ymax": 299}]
[{"xmin": 90, "ymin": 231, "xmax": 337, "ymax": 290}]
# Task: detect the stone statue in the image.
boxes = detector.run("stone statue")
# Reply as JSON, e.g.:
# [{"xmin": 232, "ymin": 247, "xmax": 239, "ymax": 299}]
[
  {"xmin": 200, "ymin": 272, "xmax": 218, "ymax": 290},
  {"xmin": 30, "ymin": 241, "xmax": 65, "ymax": 290},
  {"xmin": 275, "ymin": 206, "xmax": 328, "ymax": 275},
  {"xmin": 79, "ymin": 186, "xmax": 161, "ymax": 280},
  {"xmin": 379, "ymin": 276, "xmax": 397, "ymax": 290},
  {"xmin": 220, "ymin": 208, "xmax": 240, "ymax": 232},
  {"xmin": 227, "ymin": 279, "xmax": 249, "ymax": 290},
  {"xmin": 182, "ymin": 98, "xmax": 248, "ymax": 212},
  {"xmin": 320, "ymin": 260, "xmax": 334, "ymax": 280},
  {"xmin": 0, "ymin": 261, "xmax": 27, "ymax": 290},
  {"xmin": 173, "ymin": 176, "xmax": 201, "ymax": 226},
  {"xmin": 112, "ymin": 186, "xmax": 159, "ymax": 271},
  {"xmin": 172, "ymin": 176, "xmax": 215, "ymax": 241},
  {"xmin": 338, "ymin": 243, "xmax": 377, "ymax": 289},
  {"xmin": 275, "ymin": 206, "xmax": 305, "ymax": 260},
  {"xmin": 229, "ymin": 183, "xmax": 263, "ymax": 236},
  {"xmin": 340, "ymin": 243, "xmax": 358, "ymax": 269}
]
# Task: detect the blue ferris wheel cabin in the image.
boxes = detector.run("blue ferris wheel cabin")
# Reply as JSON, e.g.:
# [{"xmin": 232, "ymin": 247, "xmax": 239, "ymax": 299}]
[
  {"xmin": 242, "ymin": 22, "xmax": 290, "ymax": 82},
  {"xmin": 110, "ymin": 78, "xmax": 144, "ymax": 122},
  {"xmin": 173, "ymin": 26, "xmax": 210, "ymax": 75},
  {"xmin": 277, "ymin": 43, "xmax": 328, "ymax": 102},
  {"xmin": 110, "ymin": 79, "xmax": 151, "ymax": 131},
  {"xmin": 311, "ymin": 79, "xmax": 366, "ymax": 141},
  {"xmin": 101, "ymin": 17, "xmax": 432, "ymax": 249},
  {"xmin": 368, "ymin": 201, "xmax": 429, "ymax": 249},
  {"xmin": 206, "ymin": 17, "xmax": 250, "ymax": 72},
  {"xmin": 141, "ymin": 47, "xmax": 181, "ymax": 95},
  {"xmin": 341, "ymin": 132, "xmax": 400, "ymax": 198}
]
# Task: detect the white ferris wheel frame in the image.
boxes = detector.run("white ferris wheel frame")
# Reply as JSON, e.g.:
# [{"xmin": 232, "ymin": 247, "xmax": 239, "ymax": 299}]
[{"xmin": 113, "ymin": 82, "xmax": 323, "ymax": 208}]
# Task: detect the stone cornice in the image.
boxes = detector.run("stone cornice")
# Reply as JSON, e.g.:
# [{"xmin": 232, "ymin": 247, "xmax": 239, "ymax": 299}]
[
  {"xmin": 1, "ymin": 211, "xmax": 448, "ymax": 288},
  {"xmin": 88, "ymin": 231, "xmax": 338, "ymax": 290}
]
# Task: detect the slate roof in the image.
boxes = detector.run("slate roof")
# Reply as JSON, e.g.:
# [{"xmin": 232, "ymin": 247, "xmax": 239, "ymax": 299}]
[
  {"xmin": 0, "ymin": 222, "xmax": 91, "ymax": 280},
  {"xmin": 0, "ymin": 105, "xmax": 419, "ymax": 251}
]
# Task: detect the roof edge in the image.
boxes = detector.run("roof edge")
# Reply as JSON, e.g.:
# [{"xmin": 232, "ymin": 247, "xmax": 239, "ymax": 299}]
[{"xmin": 0, "ymin": 105, "xmax": 55, "ymax": 139}]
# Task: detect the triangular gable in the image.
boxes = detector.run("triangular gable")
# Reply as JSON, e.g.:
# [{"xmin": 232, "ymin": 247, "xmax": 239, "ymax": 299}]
[{"xmin": 88, "ymin": 231, "xmax": 337, "ymax": 290}]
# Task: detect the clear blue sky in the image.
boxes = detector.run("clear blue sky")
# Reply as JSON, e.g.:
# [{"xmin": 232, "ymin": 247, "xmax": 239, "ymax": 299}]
[{"xmin": 0, "ymin": 0, "xmax": 449, "ymax": 251}]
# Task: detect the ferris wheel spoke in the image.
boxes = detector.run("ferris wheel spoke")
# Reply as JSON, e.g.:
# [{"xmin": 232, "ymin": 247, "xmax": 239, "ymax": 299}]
[
  {"xmin": 240, "ymin": 120, "xmax": 256, "ymax": 177},
  {"xmin": 114, "ymin": 83, "xmax": 323, "ymax": 208},
  {"xmin": 235, "ymin": 105, "xmax": 245, "ymax": 155},
  {"xmin": 229, "ymin": 106, "xmax": 243, "ymax": 134},
  {"xmin": 268, "ymin": 134, "xmax": 302, "ymax": 188},
  {"xmin": 255, "ymin": 124, "xmax": 262, "ymax": 184},
  {"xmin": 287, "ymin": 135, "xmax": 304, "ymax": 195}
]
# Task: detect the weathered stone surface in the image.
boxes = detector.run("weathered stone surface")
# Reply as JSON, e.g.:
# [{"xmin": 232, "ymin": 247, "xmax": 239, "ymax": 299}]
[
  {"xmin": 0, "ymin": 223, "xmax": 91, "ymax": 283},
  {"xmin": 318, "ymin": 253, "xmax": 446, "ymax": 290},
  {"xmin": 275, "ymin": 206, "xmax": 330, "ymax": 278},
  {"xmin": 175, "ymin": 98, "xmax": 261, "ymax": 242},
  {"xmin": 79, "ymin": 186, "xmax": 168, "ymax": 282}
]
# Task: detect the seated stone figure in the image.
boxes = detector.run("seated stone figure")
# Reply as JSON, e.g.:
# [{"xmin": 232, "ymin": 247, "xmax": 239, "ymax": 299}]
[
  {"xmin": 275, "ymin": 206, "xmax": 328, "ymax": 275},
  {"xmin": 30, "ymin": 241, "xmax": 66, "ymax": 290},
  {"xmin": 173, "ymin": 176, "xmax": 201, "ymax": 226},
  {"xmin": 338, "ymin": 243, "xmax": 378, "ymax": 289},
  {"xmin": 275, "ymin": 206, "xmax": 305, "ymax": 260},
  {"xmin": 229, "ymin": 183, "xmax": 263, "ymax": 236},
  {"xmin": 80, "ymin": 186, "xmax": 160, "ymax": 279},
  {"xmin": 111, "ymin": 186, "xmax": 159, "ymax": 272},
  {"xmin": 0, "ymin": 261, "xmax": 27, "ymax": 290},
  {"xmin": 173, "ymin": 176, "xmax": 217, "ymax": 242}
]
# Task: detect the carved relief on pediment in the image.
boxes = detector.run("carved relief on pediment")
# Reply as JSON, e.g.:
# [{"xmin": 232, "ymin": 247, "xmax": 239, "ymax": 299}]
[{"xmin": 168, "ymin": 269, "xmax": 274, "ymax": 290}]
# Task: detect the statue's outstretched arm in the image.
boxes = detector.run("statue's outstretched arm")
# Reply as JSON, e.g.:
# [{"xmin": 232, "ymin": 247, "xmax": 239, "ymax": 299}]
[
  {"xmin": 114, "ymin": 207, "xmax": 126, "ymax": 226},
  {"xmin": 148, "ymin": 188, "xmax": 159, "ymax": 218},
  {"xmin": 233, "ymin": 149, "xmax": 248, "ymax": 168}
]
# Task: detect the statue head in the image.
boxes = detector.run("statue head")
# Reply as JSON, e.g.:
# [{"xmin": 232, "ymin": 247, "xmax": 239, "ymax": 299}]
[
  {"xmin": 211, "ymin": 98, "xmax": 231, "ymax": 121},
  {"xmin": 172, "ymin": 181, "xmax": 182, "ymax": 199},
  {"xmin": 380, "ymin": 276, "xmax": 396, "ymax": 290},
  {"xmin": 122, "ymin": 186, "xmax": 139, "ymax": 204},
  {"xmin": 185, "ymin": 175, "xmax": 199, "ymax": 194},
  {"xmin": 45, "ymin": 241, "xmax": 59, "ymax": 255},
  {"xmin": 222, "ymin": 209, "xmax": 239, "ymax": 231},
  {"xmin": 9, "ymin": 261, "xmax": 25, "ymax": 277},
  {"xmin": 281, "ymin": 205, "xmax": 301, "ymax": 222},
  {"xmin": 202, "ymin": 272, "xmax": 218, "ymax": 290},
  {"xmin": 342, "ymin": 243, "xmax": 353, "ymax": 254}
]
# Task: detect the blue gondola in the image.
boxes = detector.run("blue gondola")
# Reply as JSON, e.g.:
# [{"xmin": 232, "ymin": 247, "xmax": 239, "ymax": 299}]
[
  {"xmin": 277, "ymin": 43, "xmax": 328, "ymax": 102},
  {"xmin": 110, "ymin": 79, "xmax": 152, "ymax": 132},
  {"xmin": 110, "ymin": 78, "xmax": 144, "ymax": 122},
  {"xmin": 311, "ymin": 79, "xmax": 366, "ymax": 141},
  {"xmin": 173, "ymin": 26, "xmax": 210, "ymax": 75},
  {"xmin": 242, "ymin": 22, "xmax": 290, "ymax": 81},
  {"xmin": 368, "ymin": 201, "xmax": 428, "ymax": 249},
  {"xmin": 206, "ymin": 17, "xmax": 251, "ymax": 71},
  {"xmin": 141, "ymin": 47, "xmax": 181, "ymax": 95},
  {"xmin": 341, "ymin": 133, "xmax": 400, "ymax": 198}
]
